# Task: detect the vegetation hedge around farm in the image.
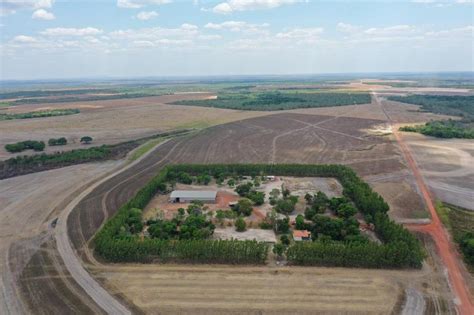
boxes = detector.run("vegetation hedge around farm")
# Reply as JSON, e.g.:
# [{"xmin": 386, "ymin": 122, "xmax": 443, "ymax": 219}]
[
  {"xmin": 0, "ymin": 109, "xmax": 80, "ymax": 121},
  {"xmin": 94, "ymin": 164, "xmax": 424, "ymax": 268},
  {"xmin": 391, "ymin": 94, "xmax": 474, "ymax": 139},
  {"xmin": 170, "ymin": 91, "xmax": 371, "ymax": 111}
]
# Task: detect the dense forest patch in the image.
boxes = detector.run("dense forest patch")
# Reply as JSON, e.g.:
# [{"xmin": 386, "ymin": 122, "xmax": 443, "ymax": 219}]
[
  {"xmin": 170, "ymin": 91, "xmax": 371, "ymax": 111},
  {"xmin": 392, "ymin": 94, "xmax": 474, "ymax": 139}
]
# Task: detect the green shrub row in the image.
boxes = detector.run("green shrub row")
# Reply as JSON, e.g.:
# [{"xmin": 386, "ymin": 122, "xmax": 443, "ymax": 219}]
[
  {"xmin": 5, "ymin": 140, "xmax": 45, "ymax": 153},
  {"xmin": 0, "ymin": 109, "xmax": 80, "ymax": 121}
]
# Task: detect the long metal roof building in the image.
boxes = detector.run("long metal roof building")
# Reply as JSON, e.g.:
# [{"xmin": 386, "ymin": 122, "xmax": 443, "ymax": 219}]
[{"xmin": 169, "ymin": 190, "xmax": 217, "ymax": 203}]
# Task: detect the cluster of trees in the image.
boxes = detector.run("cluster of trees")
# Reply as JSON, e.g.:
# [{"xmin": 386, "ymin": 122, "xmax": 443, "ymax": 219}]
[
  {"xmin": 270, "ymin": 187, "xmax": 298, "ymax": 215},
  {"xmin": 171, "ymin": 92, "xmax": 371, "ymax": 111},
  {"xmin": 48, "ymin": 137, "xmax": 68, "ymax": 146},
  {"xmin": 5, "ymin": 140, "xmax": 45, "ymax": 153},
  {"xmin": 5, "ymin": 136, "xmax": 92, "ymax": 153},
  {"xmin": 0, "ymin": 109, "xmax": 80, "ymax": 121},
  {"xmin": 390, "ymin": 94, "xmax": 474, "ymax": 139},
  {"xmin": 235, "ymin": 182, "xmax": 265, "ymax": 205},
  {"xmin": 1, "ymin": 146, "xmax": 111, "ymax": 179},
  {"xmin": 174, "ymin": 171, "xmax": 212, "ymax": 185},
  {"xmin": 148, "ymin": 213, "xmax": 215, "ymax": 241},
  {"xmin": 400, "ymin": 120, "xmax": 474, "ymax": 139}
]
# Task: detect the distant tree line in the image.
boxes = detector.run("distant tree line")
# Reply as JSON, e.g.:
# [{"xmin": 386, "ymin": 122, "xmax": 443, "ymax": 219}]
[
  {"xmin": 387, "ymin": 94, "xmax": 474, "ymax": 118},
  {"xmin": 0, "ymin": 109, "xmax": 80, "ymax": 121},
  {"xmin": 94, "ymin": 164, "xmax": 424, "ymax": 268},
  {"xmin": 1, "ymin": 92, "xmax": 165, "ymax": 106},
  {"xmin": 170, "ymin": 91, "xmax": 371, "ymax": 111}
]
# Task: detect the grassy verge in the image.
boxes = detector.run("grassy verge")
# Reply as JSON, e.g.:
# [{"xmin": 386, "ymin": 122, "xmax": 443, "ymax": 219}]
[
  {"xmin": 435, "ymin": 201, "xmax": 474, "ymax": 273},
  {"xmin": 129, "ymin": 138, "xmax": 166, "ymax": 161}
]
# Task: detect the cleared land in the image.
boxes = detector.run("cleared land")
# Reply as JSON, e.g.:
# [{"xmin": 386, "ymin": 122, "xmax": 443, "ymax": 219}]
[
  {"xmin": 93, "ymin": 264, "xmax": 404, "ymax": 314},
  {"xmin": 0, "ymin": 161, "xmax": 120, "ymax": 314},
  {"xmin": 0, "ymin": 93, "xmax": 268, "ymax": 160},
  {"xmin": 402, "ymin": 132, "xmax": 474, "ymax": 210}
]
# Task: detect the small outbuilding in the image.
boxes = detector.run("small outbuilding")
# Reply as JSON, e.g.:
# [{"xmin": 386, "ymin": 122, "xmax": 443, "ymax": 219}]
[
  {"xmin": 169, "ymin": 190, "xmax": 217, "ymax": 203},
  {"xmin": 293, "ymin": 230, "xmax": 311, "ymax": 241}
]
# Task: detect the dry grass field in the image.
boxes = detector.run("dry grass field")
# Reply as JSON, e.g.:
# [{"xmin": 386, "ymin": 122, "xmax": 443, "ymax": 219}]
[
  {"xmin": 89, "ymin": 259, "xmax": 454, "ymax": 315},
  {"xmin": 0, "ymin": 93, "xmax": 269, "ymax": 160},
  {"xmin": 0, "ymin": 161, "xmax": 120, "ymax": 314}
]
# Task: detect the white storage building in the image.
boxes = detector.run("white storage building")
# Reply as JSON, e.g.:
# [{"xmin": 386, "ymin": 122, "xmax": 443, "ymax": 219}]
[{"xmin": 169, "ymin": 190, "xmax": 217, "ymax": 203}]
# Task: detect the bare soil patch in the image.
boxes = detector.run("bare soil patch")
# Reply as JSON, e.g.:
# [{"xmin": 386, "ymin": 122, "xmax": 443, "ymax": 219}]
[
  {"xmin": 402, "ymin": 133, "xmax": 474, "ymax": 210},
  {"xmin": 91, "ymin": 263, "xmax": 452, "ymax": 315},
  {"xmin": 213, "ymin": 228, "xmax": 277, "ymax": 242}
]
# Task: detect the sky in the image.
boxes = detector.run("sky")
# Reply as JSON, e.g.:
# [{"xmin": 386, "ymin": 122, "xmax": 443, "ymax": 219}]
[{"xmin": 0, "ymin": 0, "xmax": 473, "ymax": 80}]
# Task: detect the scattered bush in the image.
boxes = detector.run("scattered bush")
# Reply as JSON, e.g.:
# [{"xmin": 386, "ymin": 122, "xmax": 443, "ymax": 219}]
[
  {"xmin": 235, "ymin": 217, "xmax": 247, "ymax": 232},
  {"xmin": 80, "ymin": 136, "xmax": 93, "ymax": 144},
  {"xmin": 48, "ymin": 137, "xmax": 68, "ymax": 146}
]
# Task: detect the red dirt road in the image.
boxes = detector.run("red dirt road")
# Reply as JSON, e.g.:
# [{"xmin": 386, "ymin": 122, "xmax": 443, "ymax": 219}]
[
  {"xmin": 372, "ymin": 91, "xmax": 473, "ymax": 313},
  {"xmin": 393, "ymin": 127, "xmax": 474, "ymax": 314}
]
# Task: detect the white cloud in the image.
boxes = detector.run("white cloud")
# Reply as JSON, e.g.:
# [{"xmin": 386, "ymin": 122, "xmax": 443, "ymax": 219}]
[
  {"xmin": 276, "ymin": 27, "xmax": 324, "ymax": 39},
  {"xmin": 204, "ymin": 21, "xmax": 269, "ymax": 33},
  {"xmin": 363, "ymin": 25, "xmax": 417, "ymax": 36},
  {"xmin": 117, "ymin": 0, "xmax": 171, "ymax": 9},
  {"xmin": 1, "ymin": 0, "xmax": 54, "ymax": 16},
  {"xmin": 41, "ymin": 27, "xmax": 103, "ymax": 36},
  {"xmin": 109, "ymin": 24, "xmax": 199, "ymax": 41},
  {"xmin": 425, "ymin": 25, "xmax": 474, "ymax": 37},
  {"xmin": 136, "ymin": 10, "xmax": 158, "ymax": 20},
  {"xmin": 337, "ymin": 22, "xmax": 359, "ymax": 33},
  {"xmin": 181, "ymin": 23, "xmax": 198, "ymax": 30},
  {"xmin": 13, "ymin": 35, "xmax": 38, "ymax": 43},
  {"xmin": 411, "ymin": 0, "xmax": 473, "ymax": 5},
  {"xmin": 211, "ymin": 0, "xmax": 300, "ymax": 14},
  {"xmin": 32, "ymin": 9, "xmax": 55, "ymax": 20}
]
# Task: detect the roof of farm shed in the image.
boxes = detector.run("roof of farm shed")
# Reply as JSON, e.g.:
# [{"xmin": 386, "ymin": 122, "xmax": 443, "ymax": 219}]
[{"xmin": 170, "ymin": 190, "xmax": 217, "ymax": 199}]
